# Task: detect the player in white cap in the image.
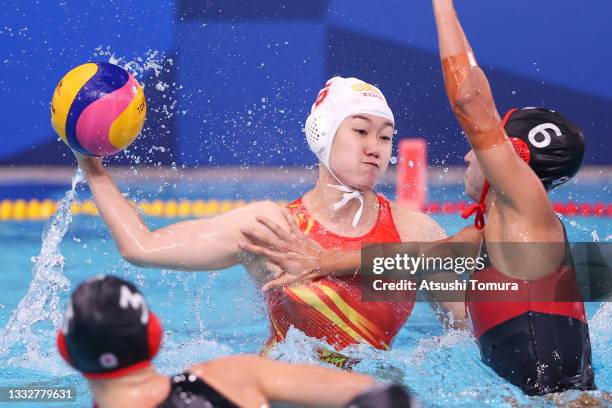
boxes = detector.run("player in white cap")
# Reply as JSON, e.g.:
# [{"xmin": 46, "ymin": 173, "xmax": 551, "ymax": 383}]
[{"xmin": 75, "ymin": 75, "xmax": 459, "ymax": 366}]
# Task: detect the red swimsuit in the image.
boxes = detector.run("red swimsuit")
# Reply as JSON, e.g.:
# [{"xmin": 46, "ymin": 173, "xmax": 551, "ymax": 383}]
[{"xmin": 264, "ymin": 194, "xmax": 415, "ymax": 364}]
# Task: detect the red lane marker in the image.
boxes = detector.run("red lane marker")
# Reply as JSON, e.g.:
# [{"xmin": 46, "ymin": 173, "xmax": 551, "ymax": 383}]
[
  {"xmin": 442, "ymin": 202, "xmax": 455, "ymax": 214},
  {"xmin": 427, "ymin": 201, "xmax": 441, "ymax": 214},
  {"xmin": 418, "ymin": 201, "xmax": 611, "ymax": 216},
  {"xmin": 565, "ymin": 202, "xmax": 579, "ymax": 216},
  {"xmin": 554, "ymin": 202, "xmax": 566, "ymax": 214},
  {"xmin": 579, "ymin": 203, "xmax": 592, "ymax": 216}
]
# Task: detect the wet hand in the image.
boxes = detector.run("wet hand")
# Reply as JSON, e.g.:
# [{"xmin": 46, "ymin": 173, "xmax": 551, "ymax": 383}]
[
  {"xmin": 239, "ymin": 208, "xmax": 326, "ymax": 291},
  {"xmin": 70, "ymin": 148, "xmax": 100, "ymax": 166},
  {"xmin": 70, "ymin": 147, "xmax": 88, "ymax": 161},
  {"xmin": 259, "ymin": 268, "xmax": 324, "ymax": 292}
]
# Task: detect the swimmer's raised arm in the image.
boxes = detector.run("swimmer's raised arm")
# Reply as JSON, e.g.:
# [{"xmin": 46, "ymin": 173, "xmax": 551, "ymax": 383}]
[
  {"xmin": 432, "ymin": 0, "xmax": 556, "ymax": 230},
  {"xmin": 78, "ymin": 157, "xmax": 285, "ymax": 274}
]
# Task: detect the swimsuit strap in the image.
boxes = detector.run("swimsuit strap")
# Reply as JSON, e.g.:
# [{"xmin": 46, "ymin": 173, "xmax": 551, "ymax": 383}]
[
  {"xmin": 157, "ymin": 372, "xmax": 239, "ymax": 408},
  {"xmin": 345, "ymin": 384, "xmax": 416, "ymax": 408}
]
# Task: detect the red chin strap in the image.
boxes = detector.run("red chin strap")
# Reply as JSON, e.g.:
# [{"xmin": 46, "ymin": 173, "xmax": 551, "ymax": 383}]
[
  {"xmin": 462, "ymin": 180, "xmax": 490, "ymax": 230},
  {"xmin": 461, "ymin": 108, "xmax": 519, "ymax": 230}
]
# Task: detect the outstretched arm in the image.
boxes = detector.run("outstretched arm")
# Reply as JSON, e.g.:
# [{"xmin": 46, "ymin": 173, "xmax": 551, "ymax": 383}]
[
  {"xmin": 240, "ymin": 212, "xmax": 480, "ymax": 291},
  {"xmin": 432, "ymin": 0, "xmax": 558, "ymax": 232},
  {"xmin": 78, "ymin": 157, "xmax": 285, "ymax": 272},
  {"xmin": 241, "ymin": 212, "xmax": 481, "ymax": 329},
  {"xmin": 191, "ymin": 355, "xmax": 375, "ymax": 407}
]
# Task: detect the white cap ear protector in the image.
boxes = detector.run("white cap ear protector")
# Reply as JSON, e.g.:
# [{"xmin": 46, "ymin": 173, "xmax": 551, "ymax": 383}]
[{"xmin": 304, "ymin": 77, "xmax": 395, "ymax": 227}]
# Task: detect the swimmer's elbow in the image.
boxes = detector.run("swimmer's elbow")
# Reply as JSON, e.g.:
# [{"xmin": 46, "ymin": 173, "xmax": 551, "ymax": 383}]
[
  {"xmin": 115, "ymin": 229, "xmax": 160, "ymax": 267},
  {"xmin": 448, "ymin": 67, "xmax": 497, "ymax": 118},
  {"xmin": 451, "ymin": 86, "xmax": 491, "ymax": 118},
  {"xmin": 118, "ymin": 245, "xmax": 147, "ymax": 267},
  {"xmin": 117, "ymin": 235, "xmax": 158, "ymax": 267}
]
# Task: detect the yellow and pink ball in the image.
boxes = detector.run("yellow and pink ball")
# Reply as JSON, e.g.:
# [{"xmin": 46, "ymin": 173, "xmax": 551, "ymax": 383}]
[{"xmin": 51, "ymin": 62, "xmax": 146, "ymax": 157}]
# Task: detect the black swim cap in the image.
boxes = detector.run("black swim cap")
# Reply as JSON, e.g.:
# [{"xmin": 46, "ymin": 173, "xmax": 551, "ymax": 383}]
[
  {"xmin": 503, "ymin": 107, "xmax": 585, "ymax": 190},
  {"xmin": 57, "ymin": 275, "xmax": 163, "ymax": 379}
]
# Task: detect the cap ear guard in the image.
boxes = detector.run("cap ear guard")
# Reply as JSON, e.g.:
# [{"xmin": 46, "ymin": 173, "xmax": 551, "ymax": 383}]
[
  {"xmin": 510, "ymin": 138, "xmax": 530, "ymax": 163},
  {"xmin": 57, "ymin": 330, "xmax": 74, "ymax": 368},
  {"xmin": 147, "ymin": 312, "xmax": 163, "ymax": 357},
  {"xmin": 305, "ymin": 113, "xmax": 328, "ymax": 161}
]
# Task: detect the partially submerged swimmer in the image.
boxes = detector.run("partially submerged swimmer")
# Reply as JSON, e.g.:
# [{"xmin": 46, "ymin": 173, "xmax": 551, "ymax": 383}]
[
  {"xmin": 242, "ymin": 102, "xmax": 595, "ymax": 395},
  {"xmin": 76, "ymin": 75, "xmax": 460, "ymax": 365},
  {"xmin": 434, "ymin": 0, "xmax": 594, "ymax": 395},
  {"xmin": 242, "ymin": 2, "xmax": 596, "ymax": 394},
  {"xmin": 57, "ymin": 275, "xmax": 417, "ymax": 408}
]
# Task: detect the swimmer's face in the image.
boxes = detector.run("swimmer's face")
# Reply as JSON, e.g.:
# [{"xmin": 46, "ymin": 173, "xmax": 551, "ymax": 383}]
[
  {"xmin": 329, "ymin": 114, "xmax": 394, "ymax": 190},
  {"xmin": 464, "ymin": 149, "xmax": 486, "ymax": 201}
]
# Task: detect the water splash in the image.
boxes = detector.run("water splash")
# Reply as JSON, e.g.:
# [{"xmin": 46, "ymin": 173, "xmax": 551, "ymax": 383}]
[
  {"xmin": 591, "ymin": 302, "xmax": 612, "ymax": 341},
  {"xmin": 93, "ymin": 46, "xmax": 169, "ymax": 80},
  {"xmin": 589, "ymin": 302, "xmax": 612, "ymax": 390},
  {"xmin": 92, "ymin": 46, "xmax": 179, "ymax": 122},
  {"xmin": 266, "ymin": 326, "xmax": 331, "ymax": 366},
  {"xmin": 177, "ymin": 271, "xmax": 208, "ymax": 337},
  {"xmin": 157, "ymin": 335, "xmax": 233, "ymax": 374},
  {"xmin": 266, "ymin": 321, "xmax": 612, "ymax": 407},
  {"xmin": 92, "ymin": 45, "xmax": 181, "ymax": 172},
  {"xmin": 0, "ymin": 169, "xmax": 83, "ymax": 366}
]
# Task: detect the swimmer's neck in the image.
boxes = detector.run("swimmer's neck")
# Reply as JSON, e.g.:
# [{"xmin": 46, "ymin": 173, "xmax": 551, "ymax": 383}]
[
  {"xmin": 88, "ymin": 366, "xmax": 170, "ymax": 408},
  {"xmin": 484, "ymin": 190, "xmax": 496, "ymax": 216},
  {"xmin": 305, "ymin": 170, "xmax": 379, "ymax": 231}
]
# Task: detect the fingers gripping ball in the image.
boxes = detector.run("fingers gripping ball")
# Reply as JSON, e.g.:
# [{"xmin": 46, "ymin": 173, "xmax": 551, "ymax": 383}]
[{"xmin": 51, "ymin": 62, "xmax": 146, "ymax": 157}]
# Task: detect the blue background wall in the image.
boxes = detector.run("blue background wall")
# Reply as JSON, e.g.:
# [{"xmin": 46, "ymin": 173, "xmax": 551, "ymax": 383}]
[{"xmin": 1, "ymin": 0, "xmax": 610, "ymax": 166}]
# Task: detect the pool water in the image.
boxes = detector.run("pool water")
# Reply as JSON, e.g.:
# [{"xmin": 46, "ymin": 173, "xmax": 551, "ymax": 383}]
[{"xmin": 0, "ymin": 174, "xmax": 610, "ymax": 407}]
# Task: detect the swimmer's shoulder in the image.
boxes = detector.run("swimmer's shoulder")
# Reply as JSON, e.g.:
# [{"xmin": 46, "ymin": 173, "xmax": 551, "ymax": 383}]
[
  {"xmin": 390, "ymin": 201, "xmax": 446, "ymax": 241},
  {"xmin": 236, "ymin": 200, "xmax": 284, "ymax": 215},
  {"xmin": 188, "ymin": 355, "xmax": 284, "ymax": 378},
  {"xmin": 222, "ymin": 200, "xmax": 286, "ymax": 223},
  {"xmin": 188, "ymin": 355, "xmax": 257, "ymax": 379},
  {"xmin": 187, "ymin": 356, "xmax": 265, "ymax": 405}
]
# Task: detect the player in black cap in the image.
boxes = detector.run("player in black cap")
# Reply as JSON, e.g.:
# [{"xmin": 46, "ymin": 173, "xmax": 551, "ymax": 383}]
[
  {"xmin": 502, "ymin": 107, "xmax": 585, "ymax": 190},
  {"xmin": 57, "ymin": 275, "xmax": 418, "ymax": 408},
  {"xmin": 461, "ymin": 106, "xmax": 586, "ymax": 229},
  {"xmin": 433, "ymin": 0, "xmax": 594, "ymax": 395}
]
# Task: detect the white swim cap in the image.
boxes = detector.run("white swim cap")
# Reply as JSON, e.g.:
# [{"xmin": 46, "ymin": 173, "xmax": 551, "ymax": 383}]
[
  {"xmin": 304, "ymin": 77, "xmax": 394, "ymax": 227},
  {"xmin": 305, "ymin": 76, "xmax": 395, "ymax": 169}
]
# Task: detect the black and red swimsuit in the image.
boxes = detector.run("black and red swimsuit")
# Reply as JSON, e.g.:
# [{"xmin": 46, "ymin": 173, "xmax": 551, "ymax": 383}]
[{"xmin": 466, "ymin": 231, "xmax": 596, "ymax": 395}]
